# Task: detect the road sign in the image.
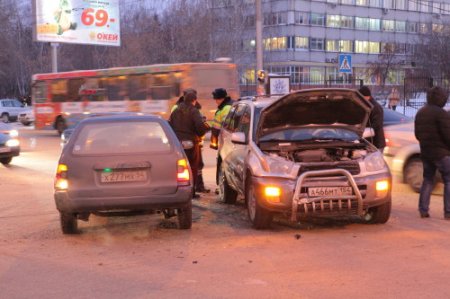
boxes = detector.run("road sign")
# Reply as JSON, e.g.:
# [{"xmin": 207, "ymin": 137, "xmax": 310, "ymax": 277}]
[{"xmin": 338, "ymin": 54, "xmax": 352, "ymax": 74}]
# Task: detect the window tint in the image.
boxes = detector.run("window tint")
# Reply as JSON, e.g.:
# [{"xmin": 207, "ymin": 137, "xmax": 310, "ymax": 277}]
[
  {"xmin": 229, "ymin": 104, "xmax": 246, "ymax": 132},
  {"xmin": 73, "ymin": 121, "xmax": 172, "ymax": 155},
  {"xmin": 128, "ymin": 75, "xmax": 148, "ymax": 101},
  {"xmin": 236, "ymin": 107, "xmax": 251, "ymax": 138},
  {"xmin": 105, "ymin": 76, "xmax": 127, "ymax": 101},
  {"xmin": 222, "ymin": 105, "xmax": 237, "ymax": 131},
  {"xmin": 51, "ymin": 80, "xmax": 68, "ymax": 102},
  {"xmin": 12, "ymin": 100, "xmax": 22, "ymax": 107},
  {"xmin": 151, "ymin": 73, "xmax": 174, "ymax": 100}
]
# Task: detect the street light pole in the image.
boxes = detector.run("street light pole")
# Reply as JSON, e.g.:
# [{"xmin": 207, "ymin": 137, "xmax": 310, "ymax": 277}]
[
  {"xmin": 256, "ymin": 0, "xmax": 264, "ymax": 95},
  {"xmin": 51, "ymin": 43, "xmax": 59, "ymax": 73}
]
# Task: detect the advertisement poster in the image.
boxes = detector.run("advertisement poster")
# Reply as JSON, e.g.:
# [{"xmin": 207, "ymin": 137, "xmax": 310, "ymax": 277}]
[{"xmin": 33, "ymin": 0, "xmax": 120, "ymax": 46}]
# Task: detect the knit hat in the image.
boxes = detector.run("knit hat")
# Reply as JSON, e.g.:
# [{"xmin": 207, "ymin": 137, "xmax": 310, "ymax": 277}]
[
  {"xmin": 212, "ymin": 88, "xmax": 227, "ymax": 99},
  {"xmin": 358, "ymin": 85, "xmax": 372, "ymax": 97}
]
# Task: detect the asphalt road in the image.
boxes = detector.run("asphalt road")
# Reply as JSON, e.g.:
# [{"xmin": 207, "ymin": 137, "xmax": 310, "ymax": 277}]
[{"xmin": 0, "ymin": 125, "xmax": 449, "ymax": 299}]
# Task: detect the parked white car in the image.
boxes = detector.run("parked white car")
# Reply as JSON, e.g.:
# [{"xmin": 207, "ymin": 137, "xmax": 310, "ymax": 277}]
[
  {"xmin": 18, "ymin": 106, "xmax": 35, "ymax": 126},
  {"xmin": 0, "ymin": 99, "xmax": 27, "ymax": 123}
]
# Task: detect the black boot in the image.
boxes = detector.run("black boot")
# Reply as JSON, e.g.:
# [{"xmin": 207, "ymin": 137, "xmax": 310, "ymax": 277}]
[{"xmin": 196, "ymin": 173, "xmax": 210, "ymax": 193}]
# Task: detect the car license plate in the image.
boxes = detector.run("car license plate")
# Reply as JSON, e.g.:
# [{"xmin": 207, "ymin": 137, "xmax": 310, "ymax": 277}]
[
  {"xmin": 0, "ymin": 147, "xmax": 11, "ymax": 153},
  {"xmin": 100, "ymin": 170, "xmax": 147, "ymax": 183},
  {"xmin": 308, "ymin": 187, "xmax": 353, "ymax": 197}
]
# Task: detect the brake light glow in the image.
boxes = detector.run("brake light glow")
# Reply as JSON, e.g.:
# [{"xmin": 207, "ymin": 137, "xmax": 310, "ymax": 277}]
[
  {"xmin": 177, "ymin": 159, "xmax": 190, "ymax": 185},
  {"xmin": 55, "ymin": 164, "xmax": 69, "ymax": 190}
]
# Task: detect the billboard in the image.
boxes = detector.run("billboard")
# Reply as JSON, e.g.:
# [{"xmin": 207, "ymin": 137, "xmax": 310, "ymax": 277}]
[{"xmin": 33, "ymin": 0, "xmax": 120, "ymax": 46}]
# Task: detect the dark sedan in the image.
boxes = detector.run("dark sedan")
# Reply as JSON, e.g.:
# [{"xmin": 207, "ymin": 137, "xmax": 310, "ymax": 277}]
[
  {"xmin": 0, "ymin": 123, "xmax": 20, "ymax": 165},
  {"xmin": 54, "ymin": 114, "xmax": 193, "ymax": 234}
]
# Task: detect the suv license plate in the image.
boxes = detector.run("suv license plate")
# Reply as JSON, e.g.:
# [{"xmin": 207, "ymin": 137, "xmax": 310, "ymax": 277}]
[
  {"xmin": 101, "ymin": 170, "xmax": 147, "ymax": 183},
  {"xmin": 308, "ymin": 187, "xmax": 353, "ymax": 197}
]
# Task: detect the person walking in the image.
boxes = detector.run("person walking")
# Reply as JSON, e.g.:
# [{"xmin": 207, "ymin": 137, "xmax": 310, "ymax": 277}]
[
  {"xmin": 169, "ymin": 89, "xmax": 210, "ymax": 198},
  {"xmin": 359, "ymin": 86, "xmax": 386, "ymax": 151},
  {"xmin": 209, "ymin": 88, "xmax": 233, "ymax": 150},
  {"xmin": 388, "ymin": 87, "xmax": 400, "ymax": 111},
  {"xmin": 414, "ymin": 86, "xmax": 450, "ymax": 219}
]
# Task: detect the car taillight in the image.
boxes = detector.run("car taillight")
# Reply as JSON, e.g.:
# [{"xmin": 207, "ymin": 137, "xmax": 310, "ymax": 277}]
[
  {"xmin": 55, "ymin": 164, "xmax": 69, "ymax": 190},
  {"xmin": 177, "ymin": 159, "xmax": 190, "ymax": 186}
]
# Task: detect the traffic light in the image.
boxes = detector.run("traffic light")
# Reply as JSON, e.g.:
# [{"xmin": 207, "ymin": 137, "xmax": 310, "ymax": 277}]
[{"xmin": 257, "ymin": 69, "xmax": 266, "ymax": 83}]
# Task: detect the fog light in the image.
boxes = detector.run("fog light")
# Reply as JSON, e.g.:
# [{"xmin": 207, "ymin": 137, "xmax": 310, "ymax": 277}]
[
  {"xmin": 55, "ymin": 178, "xmax": 69, "ymax": 190},
  {"xmin": 6, "ymin": 139, "xmax": 19, "ymax": 147},
  {"xmin": 264, "ymin": 186, "xmax": 281, "ymax": 203},
  {"xmin": 376, "ymin": 180, "xmax": 389, "ymax": 197}
]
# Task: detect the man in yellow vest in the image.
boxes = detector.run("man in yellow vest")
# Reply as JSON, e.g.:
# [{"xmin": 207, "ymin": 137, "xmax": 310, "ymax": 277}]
[{"xmin": 209, "ymin": 88, "xmax": 233, "ymax": 150}]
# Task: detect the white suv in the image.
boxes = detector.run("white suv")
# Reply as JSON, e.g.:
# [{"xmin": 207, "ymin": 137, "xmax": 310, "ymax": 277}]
[{"xmin": 0, "ymin": 99, "xmax": 26, "ymax": 123}]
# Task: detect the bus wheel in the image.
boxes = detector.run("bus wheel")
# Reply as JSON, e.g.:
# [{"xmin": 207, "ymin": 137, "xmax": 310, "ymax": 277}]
[{"xmin": 55, "ymin": 118, "xmax": 66, "ymax": 135}]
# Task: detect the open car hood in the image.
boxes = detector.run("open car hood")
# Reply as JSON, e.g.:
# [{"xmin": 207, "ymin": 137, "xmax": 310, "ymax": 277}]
[{"xmin": 257, "ymin": 88, "xmax": 372, "ymax": 141}]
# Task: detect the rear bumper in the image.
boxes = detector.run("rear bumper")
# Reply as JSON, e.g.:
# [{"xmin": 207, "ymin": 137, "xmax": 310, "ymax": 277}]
[
  {"xmin": 54, "ymin": 186, "xmax": 193, "ymax": 213},
  {"xmin": 0, "ymin": 146, "xmax": 20, "ymax": 158}
]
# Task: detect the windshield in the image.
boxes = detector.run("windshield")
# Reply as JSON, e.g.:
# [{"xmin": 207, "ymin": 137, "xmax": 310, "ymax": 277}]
[{"xmin": 259, "ymin": 127, "xmax": 360, "ymax": 143}]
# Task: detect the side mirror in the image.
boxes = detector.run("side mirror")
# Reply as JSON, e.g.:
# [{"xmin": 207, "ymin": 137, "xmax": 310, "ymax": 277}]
[{"xmin": 231, "ymin": 132, "xmax": 247, "ymax": 145}]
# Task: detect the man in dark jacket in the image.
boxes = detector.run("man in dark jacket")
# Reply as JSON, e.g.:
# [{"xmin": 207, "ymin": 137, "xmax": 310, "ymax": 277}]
[
  {"xmin": 414, "ymin": 86, "xmax": 450, "ymax": 219},
  {"xmin": 169, "ymin": 90, "xmax": 210, "ymax": 198},
  {"xmin": 359, "ymin": 86, "xmax": 386, "ymax": 150}
]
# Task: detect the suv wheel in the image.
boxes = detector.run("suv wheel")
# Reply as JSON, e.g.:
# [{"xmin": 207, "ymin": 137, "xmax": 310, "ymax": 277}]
[
  {"xmin": 246, "ymin": 180, "xmax": 273, "ymax": 229},
  {"xmin": 0, "ymin": 157, "xmax": 12, "ymax": 165},
  {"xmin": 366, "ymin": 200, "xmax": 391, "ymax": 224},
  {"xmin": 1, "ymin": 113, "xmax": 9, "ymax": 123},
  {"xmin": 177, "ymin": 201, "xmax": 192, "ymax": 229},
  {"xmin": 60, "ymin": 212, "xmax": 78, "ymax": 234},
  {"xmin": 218, "ymin": 163, "xmax": 237, "ymax": 204},
  {"xmin": 404, "ymin": 157, "xmax": 424, "ymax": 193}
]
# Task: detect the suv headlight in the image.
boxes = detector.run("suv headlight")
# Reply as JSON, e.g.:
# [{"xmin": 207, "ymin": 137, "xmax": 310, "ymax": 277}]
[{"xmin": 365, "ymin": 151, "xmax": 386, "ymax": 172}]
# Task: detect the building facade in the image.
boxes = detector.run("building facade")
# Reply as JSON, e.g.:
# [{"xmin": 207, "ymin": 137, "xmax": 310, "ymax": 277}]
[{"xmin": 211, "ymin": 0, "xmax": 450, "ymax": 95}]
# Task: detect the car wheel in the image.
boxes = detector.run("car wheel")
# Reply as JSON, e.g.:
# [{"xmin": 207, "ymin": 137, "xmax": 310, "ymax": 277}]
[
  {"xmin": 55, "ymin": 118, "xmax": 66, "ymax": 135},
  {"xmin": 404, "ymin": 157, "xmax": 424, "ymax": 193},
  {"xmin": 177, "ymin": 201, "xmax": 192, "ymax": 229},
  {"xmin": 60, "ymin": 212, "xmax": 78, "ymax": 234},
  {"xmin": 21, "ymin": 121, "xmax": 31, "ymax": 126},
  {"xmin": 246, "ymin": 180, "xmax": 273, "ymax": 229},
  {"xmin": 366, "ymin": 200, "xmax": 391, "ymax": 224},
  {"xmin": 1, "ymin": 113, "xmax": 9, "ymax": 123},
  {"xmin": 0, "ymin": 157, "xmax": 12, "ymax": 165},
  {"xmin": 218, "ymin": 163, "xmax": 238, "ymax": 204}
]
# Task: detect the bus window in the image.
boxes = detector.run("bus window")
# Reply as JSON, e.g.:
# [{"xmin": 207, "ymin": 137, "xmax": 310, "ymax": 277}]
[
  {"xmin": 67, "ymin": 78, "xmax": 84, "ymax": 102},
  {"xmin": 106, "ymin": 76, "xmax": 127, "ymax": 101},
  {"xmin": 32, "ymin": 81, "xmax": 47, "ymax": 103},
  {"xmin": 78, "ymin": 78, "xmax": 105, "ymax": 102},
  {"xmin": 150, "ymin": 73, "xmax": 174, "ymax": 100},
  {"xmin": 128, "ymin": 74, "xmax": 147, "ymax": 101},
  {"xmin": 51, "ymin": 80, "xmax": 68, "ymax": 102}
]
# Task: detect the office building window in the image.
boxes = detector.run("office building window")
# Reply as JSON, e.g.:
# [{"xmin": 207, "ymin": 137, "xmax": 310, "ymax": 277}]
[
  {"xmin": 407, "ymin": 21, "xmax": 418, "ymax": 32},
  {"xmin": 339, "ymin": 40, "xmax": 354, "ymax": 52},
  {"xmin": 408, "ymin": 0, "xmax": 418, "ymax": 11},
  {"xmin": 355, "ymin": 40, "xmax": 369, "ymax": 53},
  {"xmin": 369, "ymin": 41, "xmax": 380, "ymax": 53},
  {"xmin": 341, "ymin": 0, "xmax": 355, "ymax": 4},
  {"xmin": 326, "ymin": 40, "xmax": 339, "ymax": 52},
  {"xmin": 432, "ymin": 23, "xmax": 444, "ymax": 33},
  {"xmin": 295, "ymin": 12, "xmax": 309, "ymax": 24},
  {"xmin": 395, "ymin": 20, "xmax": 406, "ymax": 32},
  {"xmin": 264, "ymin": 12, "xmax": 287, "ymax": 25},
  {"xmin": 383, "ymin": 0, "xmax": 394, "ymax": 8},
  {"xmin": 382, "ymin": 20, "xmax": 395, "ymax": 31},
  {"xmin": 340, "ymin": 16, "xmax": 354, "ymax": 28},
  {"xmin": 442, "ymin": 3, "xmax": 450, "ymax": 14},
  {"xmin": 310, "ymin": 13, "xmax": 326, "ymax": 26},
  {"xmin": 295, "ymin": 37, "xmax": 309, "ymax": 50},
  {"xmin": 419, "ymin": 23, "xmax": 429, "ymax": 34},
  {"xmin": 395, "ymin": 0, "xmax": 407, "ymax": 9},
  {"xmin": 369, "ymin": 18, "xmax": 381, "ymax": 31},
  {"xmin": 356, "ymin": 0, "xmax": 370, "ymax": 6},
  {"xmin": 370, "ymin": 0, "xmax": 381, "ymax": 7},
  {"xmin": 355, "ymin": 17, "xmax": 369, "ymax": 30},
  {"xmin": 327, "ymin": 15, "xmax": 341, "ymax": 28},
  {"xmin": 432, "ymin": 2, "xmax": 441, "ymax": 13},
  {"xmin": 419, "ymin": 0, "xmax": 429, "ymax": 12},
  {"xmin": 310, "ymin": 67, "xmax": 326, "ymax": 84},
  {"xmin": 243, "ymin": 39, "xmax": 256, "ymax": 52},
  {"xmin": 310, "ymin": 38, "xmax": 325, "ymax": 50}
]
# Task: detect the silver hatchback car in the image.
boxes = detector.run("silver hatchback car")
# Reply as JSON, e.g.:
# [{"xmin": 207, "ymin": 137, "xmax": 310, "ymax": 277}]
[
  {"xmin": 54, "ymin": 115, "xmax": 193, "ymax": 234},
  {"xmin": 218, "ymin": 89, "xmax": 392, "ymax": 229}
]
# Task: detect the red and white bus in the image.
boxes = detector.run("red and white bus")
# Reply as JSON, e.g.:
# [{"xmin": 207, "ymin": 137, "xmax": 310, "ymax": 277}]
[{"xmin": 31, "ymin": 62, "xmax": 239, "ymax": 133}]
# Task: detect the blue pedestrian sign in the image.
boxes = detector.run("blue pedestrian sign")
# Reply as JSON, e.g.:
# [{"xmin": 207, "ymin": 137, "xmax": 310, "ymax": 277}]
[{"xmin": 338, "ymin": 54, "xmax": 352, "ymax": 74}]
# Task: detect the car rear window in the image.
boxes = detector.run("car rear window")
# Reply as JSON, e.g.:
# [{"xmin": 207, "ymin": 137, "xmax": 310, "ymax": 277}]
[{"xmin": 72, "ymin": 121, "xmax": 172, "ymax": 155}]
